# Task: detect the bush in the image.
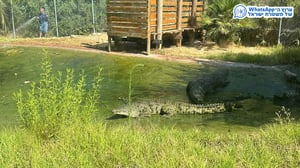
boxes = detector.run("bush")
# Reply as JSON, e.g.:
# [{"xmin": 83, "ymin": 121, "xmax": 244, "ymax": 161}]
[
  {"xmin": 14, "ymin": 49, "xmax": 102, "ymax": 139},
  {"xmin": 202, "ymin": 0, "xmax": 254, "ymax": 46}
]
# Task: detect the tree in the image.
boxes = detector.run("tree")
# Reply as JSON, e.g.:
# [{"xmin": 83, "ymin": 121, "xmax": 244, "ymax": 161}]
[
  {"xmin": 202, "ymin": 0, "xmax": 255, "ymax": 46},
  {"xmin": 202, "ymin": 0, "xmax": 300, "ymax": 46},
  {"xmin": 247, "ymin": 0, "xmax": 300, "ymax": 46},
  {"xmin": 0, "ymin": 0, "xmax": 8, "ymax": 34}
]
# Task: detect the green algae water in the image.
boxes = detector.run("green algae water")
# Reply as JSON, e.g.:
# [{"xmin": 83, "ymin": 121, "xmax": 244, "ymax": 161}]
[{"xmin": 0, "ymin": 47, "xmax": 299, "ymax": 131}]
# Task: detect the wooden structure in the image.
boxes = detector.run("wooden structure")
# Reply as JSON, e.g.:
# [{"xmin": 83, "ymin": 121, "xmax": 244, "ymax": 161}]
[{"xmin": 107, "ymin": 0, "xmax": 204, "ymax": 54}]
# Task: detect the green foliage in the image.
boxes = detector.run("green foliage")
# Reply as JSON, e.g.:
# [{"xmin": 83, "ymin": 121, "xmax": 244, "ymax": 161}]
[
  {"xmin": 14, "ymin": 49, "xmax": 102, "ymax": 139},
  {"xmin": 203, "ymin": 0, "xmax": 300, "ymax": 46},
  {"xmin": 202, "ymin": 0, "xmax": 256, "ymax": 46},
  {"xmin": 55, "ymin": 0, "xmax": 106, "ymax": 36}
]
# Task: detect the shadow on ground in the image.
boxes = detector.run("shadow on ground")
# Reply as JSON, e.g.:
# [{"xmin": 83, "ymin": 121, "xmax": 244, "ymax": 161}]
[{"xmin": 81, "ymin": 41, "xmax": 148, "ymax": 54}]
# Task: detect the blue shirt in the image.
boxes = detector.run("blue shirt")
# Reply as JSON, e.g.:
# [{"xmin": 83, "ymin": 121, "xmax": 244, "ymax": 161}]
[{"xmin": 39, "ymin": 13, "xmax": 48, "ymax": 24}]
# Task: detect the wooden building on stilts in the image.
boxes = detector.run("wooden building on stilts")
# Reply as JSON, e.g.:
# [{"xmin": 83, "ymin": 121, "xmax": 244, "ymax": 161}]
[{"xmin": 107, "ymin": 0, "xmax": 204, "ymax": 54}]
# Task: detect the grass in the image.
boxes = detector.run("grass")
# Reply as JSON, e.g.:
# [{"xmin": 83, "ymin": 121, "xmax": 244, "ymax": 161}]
[
  {"xmin": 205, "ymin": 47, "xmax": 300, "ymax": 65},
  {"xmin": 0, "ymin": 121, "xmax": 299, "ymax": 167},
  {"xmin": 0, "ymin": 34, "xmax": 108, "ymax": 48},
  {"xmin": 154, "ymin": 45, "xmax": 300, "ymax": 65}
]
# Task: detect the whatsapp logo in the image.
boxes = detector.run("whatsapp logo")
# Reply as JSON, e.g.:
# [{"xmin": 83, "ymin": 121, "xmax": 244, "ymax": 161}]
[
  {"xmin": 233, "ymin": 4, "xmax": 247, "ymax": 19},
  {"xmin": 233, "ymin": 4, "xmax": 294, "ymax": 19}
]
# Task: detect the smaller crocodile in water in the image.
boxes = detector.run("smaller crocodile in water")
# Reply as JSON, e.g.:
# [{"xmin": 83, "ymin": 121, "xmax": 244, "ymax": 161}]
[{"xmin": 112, "ymin": 102, "xmax": 234, "ymax": 117}]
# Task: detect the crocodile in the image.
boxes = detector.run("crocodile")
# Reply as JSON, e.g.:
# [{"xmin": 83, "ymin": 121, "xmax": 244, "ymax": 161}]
[
  {"xmin": 112, "ymin": 102, "xmax": 235, "ymax": 118},
  {"xmin": 187, "ymin": 69, "xmax": 229, "ymax": 104}
]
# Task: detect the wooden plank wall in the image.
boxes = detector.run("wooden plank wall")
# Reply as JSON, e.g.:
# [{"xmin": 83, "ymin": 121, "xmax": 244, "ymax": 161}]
[
  {"xmin": 107, "ymin": 0, "xmax": 148, "ymax": 38},
  {"xmin": 107, "ymin": 0, "xmax": 204, "ymax": 39},
  {"xmin": 150, "ymin": 0, "xmax": 204, "ymax": 33}
]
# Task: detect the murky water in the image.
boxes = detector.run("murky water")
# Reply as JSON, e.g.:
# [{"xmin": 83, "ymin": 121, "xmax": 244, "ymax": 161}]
[{"xmin": 0, "ymin": 47, "xmax": 299, "ymax": 131}]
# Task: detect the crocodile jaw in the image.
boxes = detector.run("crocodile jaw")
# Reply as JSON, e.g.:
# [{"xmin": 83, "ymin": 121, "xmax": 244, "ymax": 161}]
[{"xmin": 112, "ymin": 108, "xmax": 139, "ymax": 118}]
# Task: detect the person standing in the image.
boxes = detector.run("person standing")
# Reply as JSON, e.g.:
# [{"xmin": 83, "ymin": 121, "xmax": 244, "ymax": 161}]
[{"xmin": 38, "ymin": 7, "xmax": 48, "ymax": 38}]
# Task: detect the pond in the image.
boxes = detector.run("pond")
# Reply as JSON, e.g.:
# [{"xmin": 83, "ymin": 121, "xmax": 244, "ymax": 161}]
[{"xmin": 0, "ymin": 47, "xmax": 299, "ymax": 132}]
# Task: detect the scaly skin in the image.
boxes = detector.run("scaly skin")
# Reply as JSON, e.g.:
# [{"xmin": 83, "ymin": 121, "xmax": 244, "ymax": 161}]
[{"xmin": 112, "ymin": 102, "xmax": 231, "ymax": 117}]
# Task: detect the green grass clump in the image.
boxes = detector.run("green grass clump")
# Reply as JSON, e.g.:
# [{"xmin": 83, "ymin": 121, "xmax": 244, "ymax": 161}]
[
  {"xmin": 0, "ymin": 121, "xmax": 299, "ymax": 167},
  {"xmin": 274, "ymin": 47, "xmax": 300, "ymax": 65},
  {"xmin": 206, "ymin": 47, "xmax": 300, "ymax": 65},
  {"xmin": 206, "ymin": 52, "xmax": 272, "ymax": 64},
  {"xmin": 0, "ymin": 36, "xmax": 11, "ymax": 43},
  {"xmin": 14, "ymin": 49, "xmax": 102, "ymax": 139}
]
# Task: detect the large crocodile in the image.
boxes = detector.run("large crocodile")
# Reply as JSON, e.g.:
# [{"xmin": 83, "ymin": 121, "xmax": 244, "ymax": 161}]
[
  {"xmin": 187, "ymin": 69, "xmax": 229, "ymax": 104},
  {"xmin": 112, "ymin": 102, "xmax": 235, "ymax": 117}
]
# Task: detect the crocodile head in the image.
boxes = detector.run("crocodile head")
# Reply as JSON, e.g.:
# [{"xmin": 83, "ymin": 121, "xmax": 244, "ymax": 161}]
[
  {"xmin": 112, "ymin": 103, "xmax": 158, "ymax": 118},
  {"xmin": 112, "ymin": 107, "xmax": 140, "ymax": 118}
]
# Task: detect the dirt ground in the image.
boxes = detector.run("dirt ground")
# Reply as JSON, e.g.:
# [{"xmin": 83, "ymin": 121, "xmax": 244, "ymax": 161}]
[{"xmin": 0, "ymin": 33, "xmax": 273, "ymax": 64}]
